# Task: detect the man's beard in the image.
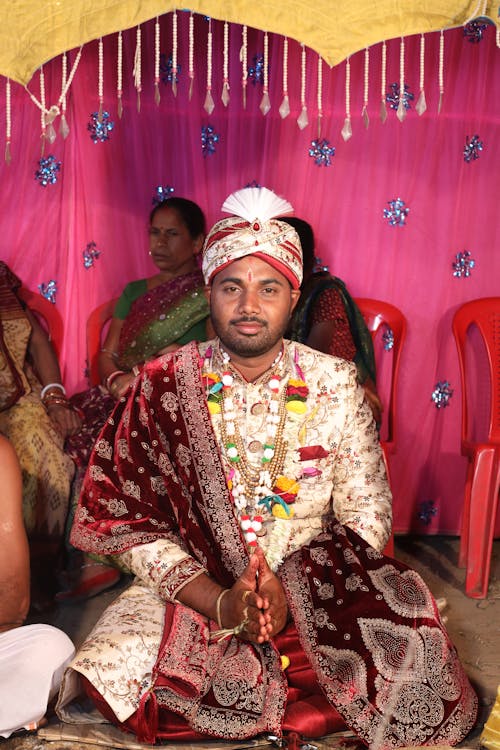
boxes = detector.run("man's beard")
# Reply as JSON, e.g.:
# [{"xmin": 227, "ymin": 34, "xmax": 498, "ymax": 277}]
[{"xmin": 211, "ymin": 314, "xmax": 289, "ymax": 358}]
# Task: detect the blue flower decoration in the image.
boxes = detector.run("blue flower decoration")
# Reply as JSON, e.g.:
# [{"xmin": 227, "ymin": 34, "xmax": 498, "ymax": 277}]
[
  {"xmin": 160, "ymin": 53, "xmax": 181, "ymax": 84},
  {"xmin": 309, "ymin": 139, "xmax": 335, "ymax": 167},
  {"xmin": 463, "ymin": 20, "xmax": 490, "ymax": 43},
  {"xmin": 417, "ymin": 499, "xmax": 438, "ymax": 525},
  {"xmin": 383, "ymin": 198, "xmax": 409, "ymax": 226},
  {"xmin": 245, "ymin": 180, "xmax": 261, "ymax": 188},
  {"xmin": 382, "ymin": 327, "xmax": 394, "ymax": 351},
  {"xmin": 87, "ymin": 111, "xmax": 114, "ymax": 143},
  {"xmin": 35, "ymin": 155, "xmax": 61, "ymax": 186},
  {"xmin": 83, "ymin": 241, "xmax": 101, "ymax": 269},
  {"xmin": 463, "ymin": 134, "xmax": 483, "ymax": 162},
  {"xmin": 386, "ymin": 83, "xmax": 414, "ymax": 111},
  {"xmin": 248, "ymin": 55, "xmax": 264, "ymax": 85},
  {"xmin": 38, "ymin": 279, "xmax": 57, "ymax": 303},
  {"xmin": 201, "ymin": 125, "xmax": 219, "ymax": 156},
  {"xmin": 431, "ymin": 381, "xmax": 453, "ymax": 409},
  {"xmin": 153, "ymin": 185, "xmax": 175, "ymax": 205},
  {"xmin": 452, "ymin": 250, "xmax": 476, "ymax": 278}
]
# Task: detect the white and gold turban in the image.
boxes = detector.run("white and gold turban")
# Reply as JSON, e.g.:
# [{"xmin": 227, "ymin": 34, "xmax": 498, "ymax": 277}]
[{"xmin": 202, "ymin": 187, "xmax": 303, "ymax": 289}]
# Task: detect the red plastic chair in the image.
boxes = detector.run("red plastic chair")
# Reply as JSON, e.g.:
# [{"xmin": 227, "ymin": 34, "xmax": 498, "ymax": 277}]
[
  {"xmin": 87, "ymin": 299, "xmax": 118, "ymax": 386},
  {"xmin": 452, "ymin": 297, "xmax": 500, "ymax": 599},
  {"xmin": 355, "ymin": 298, "xmax": 408, "ymax": 557},
  {"xmin": 18, "ymin": 287, "xmax": 64, "ymax": 360}
]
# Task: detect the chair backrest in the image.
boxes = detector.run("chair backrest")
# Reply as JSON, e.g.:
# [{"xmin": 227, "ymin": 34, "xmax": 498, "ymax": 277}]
[
  {"xmin": 87, "ymin": 298, "xmax": 118, "ymax": 386},
  {"xmin": 17, "ymin": 287, "xmax": 64, "ymax": 360},
  {"xmin": 354, "ymin": 298, "xmax": 407, "ymax": 448},
  {"xmin": 452, "ymin": 297, "xmax": 500, "ymax": 444}
]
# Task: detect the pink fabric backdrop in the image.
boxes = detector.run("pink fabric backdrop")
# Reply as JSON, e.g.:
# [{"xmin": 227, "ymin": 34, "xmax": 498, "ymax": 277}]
[{"xmin": 0, "ymin": 15, "xmax": 499, "ymax": 536}]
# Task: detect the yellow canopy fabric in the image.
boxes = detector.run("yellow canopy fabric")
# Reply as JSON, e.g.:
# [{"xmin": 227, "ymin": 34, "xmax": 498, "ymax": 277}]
[{"xmin": 2, "ymin": 0, "xmax": 499, "ymax": 86}]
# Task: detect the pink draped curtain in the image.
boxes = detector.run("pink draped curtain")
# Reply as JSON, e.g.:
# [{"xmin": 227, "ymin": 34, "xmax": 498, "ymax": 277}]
[{"xmin": 1, "ymin": 15, "xmax": 499, "ymax": 536}]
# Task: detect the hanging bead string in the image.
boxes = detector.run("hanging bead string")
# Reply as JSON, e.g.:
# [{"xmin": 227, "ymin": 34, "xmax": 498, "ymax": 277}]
[
  {"xmin": 497, "ymin": 26, "xmax": 500, "ymax": 49},
  {"xmin": 59, "ymin": 52, "xmax": 69, "ymax": 138},
  {"xmin": 438, "ymin": 30, "xmax": 444, "ymax": 114},
  {"xmin": 154, "ymin": 17, "xmax": 161, "ymax": 105},
  {"xmin": 396, "ymin": 36, "xmax": 406, "ymax": 122},
  {"xmin": 117, "ymin": 31, "xmax": 123, "ymax": 118},
  {"xmin": 341, "ymin": 56, "xmax": 352, "ymax": 141},
  {"xmin": 380, "ymin": 39, "xmax": 387, "ymax": 123},
  {"xmin": 39, "ymin": 65, "xmax": 46, "ymax": 153},
  {"xmin": 188, "ymin": 12, "xmax": 195, "ymax": 99},
  {"xmin": 133, "ymin": 25, "xmax": 142, "ymax": 112},
  {"xmin": 316, "ymin": 53, "xmax": 323, "ymax": 138},
  {"xmin": 241, "ymin": 24, "xmax": 248, "ymax": 108},
  {"xmin": 24, "ymin": 46, "xmax": 82, "ymax": 132},
  {"xmin": 172, "ymin": 10, "xmax": 178, "ymax": 96},
  {"xmin": 260, "ymin": 31, "xmax": 270, "ymax": 115},
  {"xmin": 362, "ymin": 46, "xmax": 369, "ymax": 128},
  {"xmin": 5, "ymin": 77, "xmax": 11, "ymax": 164},
  {"xmin": 98, "ymin": 37, "xmax": 104, "ymax": 121},
  {"xmin": 279, "ymin": 36, "xmax": 289, "ymax": 119},
  {"xmin": 463, "ymin": 0, "xmax": 487, "ymax": 25},
  {"xmin": 297, "ymin": 43, "xmax": 308, "ymax": 129},
  {"xmin": 222, "ymin": 21, "xmax": 230, "ymax": 106},
  {"xmin": 204, "ymin": 19, "xmax": 215, "ymax": 114},
  {"xmin": 416, "ymin": 33, "xmax": 427, "ymax": 116}
]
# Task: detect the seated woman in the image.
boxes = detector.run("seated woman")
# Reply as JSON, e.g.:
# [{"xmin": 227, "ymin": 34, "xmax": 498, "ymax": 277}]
[
  {"xmin": 62, "ymin": 196, "xmax": 211, "ymax": 600},
  {"xmin": 0, "ymin": 433, "xmax": 75, "ymax": 738},
  {"xmin": 0, "ymin": 261, "xmax": 81, "ymax": 605},
  {"xmin": 282, "ymin": 217, "xmax": 382, "ymax": 424}
]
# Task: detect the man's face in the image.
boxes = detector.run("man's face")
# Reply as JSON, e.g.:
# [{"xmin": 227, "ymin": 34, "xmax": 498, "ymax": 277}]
[{"xmin": 207, "ymin": 256, "xmax": 300, "ymax": 359}]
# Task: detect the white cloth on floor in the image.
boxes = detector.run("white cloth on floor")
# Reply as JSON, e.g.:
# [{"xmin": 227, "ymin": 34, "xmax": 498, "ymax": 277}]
[{"xmin": 0, "ymin": 623, "xmax": 75, "ymax": 738}]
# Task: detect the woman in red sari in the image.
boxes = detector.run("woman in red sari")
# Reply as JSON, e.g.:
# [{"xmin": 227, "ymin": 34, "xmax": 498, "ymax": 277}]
[{"xmin": 61, "ymin": 197, "xmax": 211, "ymax": 600}]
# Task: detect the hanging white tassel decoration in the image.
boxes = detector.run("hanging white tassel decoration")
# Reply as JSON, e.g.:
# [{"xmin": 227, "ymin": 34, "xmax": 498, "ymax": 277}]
[
  {"xmin": 241, "ymin": 24, "xmax": 248, "ymax": 109},
  {"xmin": 188, "ymin": 12, "xmax": 195, "ymax": 100},
  {"xmin": 222, "ymin": 21, "xmax": 230, "ymax": 106},
  {"xmin": 380, "ymin": 40, "xmax": 387, "ymax": 123},
  {"xmin": 416, "ymin": 33, "xmax": 427, "ymax": 115},
  {"xmin": 154, "ymin": 17, "xmax": 161, "ymax": 105},
  {"xmin": 316, "ymin": 53, "xmax": 323, "ymax": 138},
  {"xmin": 133, "ymin": 25, "xmax": 142, "ymax": 112},
  {"xmin": 117, "ymin": 31, "xmax": 123, "ymax": 118},
  {"xmin": 341, "ymin": 57, "xmax": 352, "ymax": 140},
  {"xmin": 362, "ymin": 47, "xmax": 370, "ymax": 128},
  {"xmin": 438, "ymin": 30, "xmax": 444, "ymax": 114},
  {"xmin": 98, "ymin": 37, "xmax": 104, "ymax": 122},
  {"xmin": 171, "ymin": 11, "xmax": 178, "ymax": 97},
  {"xmin": 297, "ymin": 43, "xmax": 308, "ymax": 129},
  {"xmin": 396, "ymin": 37, "xmax": 406, "ymax": 122},
  {"xmin": 5, "ymin": 77, "xmax": 11, "ymax": 164},
  {"xmin": 24, "ymin": 47, "xmax": 82, "ymax": 138},
  {"xmin": 39, "ymin": 65, "xmax": 47, "ymax": 153},
  {"xmin": 59, "ymin": 52, "xmax": 70, "ymax": 138},
  {"xmin": 204, "ymin": 19, "xmax": 215, "ymax": 114},
  {"xmin": 260, "ymin": 31, "xmax": 270, "ymax": 115},
  {"xmin": 279, "ymin": 36, "xmax": 290, "ymax": 118}
]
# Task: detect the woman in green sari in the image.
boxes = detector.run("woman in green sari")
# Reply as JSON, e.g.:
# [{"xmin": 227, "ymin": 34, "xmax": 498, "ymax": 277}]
[
  {"xmin": 61, "ymin": 197, "xmax": 211, "ymax": 600},
  {"xmin": 282, "ymin": 217, "xmax": 382, "ymax": 425}
]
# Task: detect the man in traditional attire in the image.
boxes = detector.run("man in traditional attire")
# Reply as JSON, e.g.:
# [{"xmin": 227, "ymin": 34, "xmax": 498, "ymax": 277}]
[{"xmin": 58, "ymin": 187, "xmax": 477, "ymax": 748}]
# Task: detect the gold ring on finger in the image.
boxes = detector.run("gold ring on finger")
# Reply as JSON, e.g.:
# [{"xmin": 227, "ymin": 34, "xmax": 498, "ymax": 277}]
[{"xmin": 242, "ymin": 589, "xmax": 251, "ymax": 603}]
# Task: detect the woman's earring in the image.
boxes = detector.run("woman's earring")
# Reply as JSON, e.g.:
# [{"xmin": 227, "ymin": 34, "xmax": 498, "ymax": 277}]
[{"xmin": 148, "ymin": 251, "xmax": 152, "ymax": 256}]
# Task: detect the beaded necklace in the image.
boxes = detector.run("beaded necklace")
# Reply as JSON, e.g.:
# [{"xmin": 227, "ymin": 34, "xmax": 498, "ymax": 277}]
[{"xmin": 203, "ymin": 342, "xmax": 309, "ymax": 559}]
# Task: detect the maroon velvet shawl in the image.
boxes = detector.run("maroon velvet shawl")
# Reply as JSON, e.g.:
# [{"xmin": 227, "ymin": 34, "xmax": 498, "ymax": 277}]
[{"xmin": 72, "ymin": 343, "xmax": 477, "ymax": 746}]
